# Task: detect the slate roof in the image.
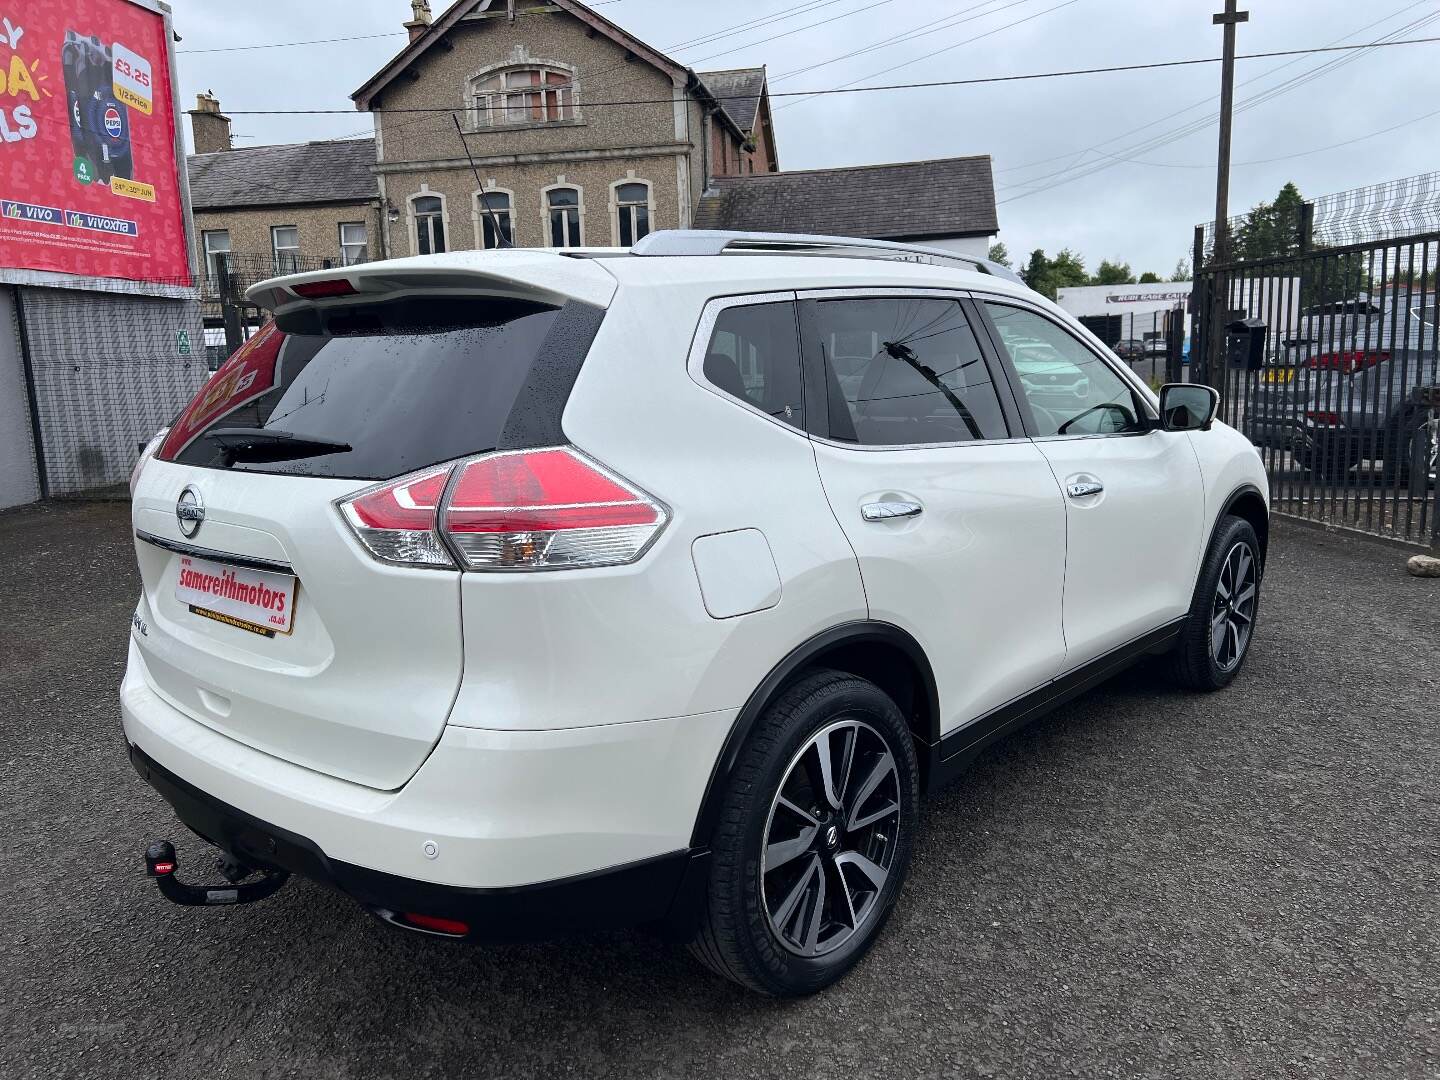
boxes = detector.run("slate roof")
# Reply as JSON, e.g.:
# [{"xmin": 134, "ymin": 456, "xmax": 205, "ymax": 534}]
[
  {"xmin": 187, "ymin": 139, "xmax": 378, "ymax": 210},
  {"xmin": 697, "ymin": 67, "xmax": 766, "ymax": 133},
  {"xmin": 692, "ymin": 156, "xmax": 998, "ymax": 240}
]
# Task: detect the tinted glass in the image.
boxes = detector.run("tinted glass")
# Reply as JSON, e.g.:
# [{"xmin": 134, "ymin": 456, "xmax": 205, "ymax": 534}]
[
  {"xmin": 703, "ymin": 302, "xmax": 804, "ymax": 430},
  {"xmin": 158, "ymin": 298, "xmax": 563, "ymax": 480},
  {"xmin": 809, "ymin": 297, "xmax": 1007, "ymax": 445},
  {"xmin": 984, "ymin": 303, "xmax": 1145, "ymax": 437}
]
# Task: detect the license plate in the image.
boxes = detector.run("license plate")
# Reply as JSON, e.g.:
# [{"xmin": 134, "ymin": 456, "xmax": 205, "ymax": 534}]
[
  {"xmin": 175, "ymin": 554, "xmax": 297, "ymax": 637},
  {"xmin": 1263, "ymin": 368, "xmax": 1294, "ymax": 384}
]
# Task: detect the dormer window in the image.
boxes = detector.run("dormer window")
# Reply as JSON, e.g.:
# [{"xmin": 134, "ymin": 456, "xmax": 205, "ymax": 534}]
[{"xmin": 472, "ymin": 66, "xmax": 575, "ymax": 127}]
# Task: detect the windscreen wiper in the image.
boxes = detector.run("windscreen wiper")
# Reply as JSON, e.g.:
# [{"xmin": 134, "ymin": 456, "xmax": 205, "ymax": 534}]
[{"xmin": 206, "ymin": 427, "xmax": 352, "ymax": 464}]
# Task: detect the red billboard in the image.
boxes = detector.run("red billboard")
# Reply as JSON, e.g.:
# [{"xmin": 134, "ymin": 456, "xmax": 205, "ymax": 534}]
[{"xmin": 0, "ymin": 0, "xmax": 190, "ymax": 282}]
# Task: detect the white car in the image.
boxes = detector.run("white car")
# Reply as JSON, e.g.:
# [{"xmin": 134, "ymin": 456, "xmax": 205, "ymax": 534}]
[{"xmin": 123, "ymin": 231, "xmax": 1268, "ymax": 996}]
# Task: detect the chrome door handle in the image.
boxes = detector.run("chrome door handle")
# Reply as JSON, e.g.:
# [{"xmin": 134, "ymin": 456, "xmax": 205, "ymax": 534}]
[
  {"xmin": 1066, "ymin": 481, "xmax": 1104, "ymax": 499},
  {"xmin": 861, "ymin": 501, "xmax": 923, "ymax": 522}
]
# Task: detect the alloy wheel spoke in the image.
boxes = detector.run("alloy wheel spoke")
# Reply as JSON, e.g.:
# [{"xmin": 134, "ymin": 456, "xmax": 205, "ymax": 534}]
[
  {"xmin": 772, "ymin": 854, "xmax": 821, "ymax": 933},
  {"xmin": 766, "ymin": 828, "xmax": 818, "ymax": 871},
  {"xmin": 802, "ymin": 859, "xmax": 828, "ymax": 954},
  {"xmin": 811, "ymin": 730, "xmax": 845, "ymax": 811},
  {"xmin": 1210, "ymin": 610, "xmax": 1230, "ymax": 659},
  {"xmin": 830, "ymin": 857, "xmax": 859, "ymax": 930},
  {"xmin": 775, "ymin": 796, "xmax": 821, "ymax": 827},
  {"xmin": 849, "ymin": 799, "xmax": 900, "ymax": 831},
  {"xmin": 835, "ymin": 849, "xmax": 889, "ymax": 892},
  {"xmin": 845, "ymin": 750, "xmax": 896, "ymax": 830},
  {"xmin": 1235, "ymin": 583, "xmax": 1257, "ymax": 607}
]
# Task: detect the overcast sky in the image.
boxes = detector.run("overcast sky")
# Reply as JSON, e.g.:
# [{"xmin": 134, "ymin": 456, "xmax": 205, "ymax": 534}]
[{"xmin": 166, "ymin": 0, "xmax": 1440, "ymax": 274}]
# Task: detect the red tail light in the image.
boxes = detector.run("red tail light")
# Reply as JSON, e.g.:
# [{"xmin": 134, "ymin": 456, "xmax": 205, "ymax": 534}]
[
  {"xmin": 1307, "ymin": 350, "xmax": 1389, "ymax": 374},
  {"xmin": 290, "ymin": 278, "xmax": 358, "ymax": 299},
  {"xmin": 1305, "ymin": 410, "xmax": 1342, "ymax": 427},
  {"xmin": 337, "ymin": 448, "xmax": 667, "ymax": 571}
]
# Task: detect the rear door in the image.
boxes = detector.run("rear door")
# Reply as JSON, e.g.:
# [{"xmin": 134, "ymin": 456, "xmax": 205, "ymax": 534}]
[
  {"xmin": 132, "ymin": 293, "xmax": 596, "ymax": 790},
  {"xmin": 975, "ymin": 298, "xmax": 1206, "ymax": 668},
  {"xmin": 800, "ymin": 290, "xmax": 1068, "ymax": 738}
]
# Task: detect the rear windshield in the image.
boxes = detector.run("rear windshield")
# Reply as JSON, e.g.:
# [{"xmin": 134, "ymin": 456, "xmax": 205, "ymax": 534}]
[{"xmin": 158, "ymin": 297, "xmax": 562, "ymax": 480}]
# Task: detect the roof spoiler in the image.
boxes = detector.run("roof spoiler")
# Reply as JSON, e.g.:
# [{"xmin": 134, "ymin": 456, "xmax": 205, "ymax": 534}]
[
  {"xmin": 245, "ymin": 251, "xmax": 618, "ymax": 315},
  {"xmin": 629, "ymin": 230, "xmax": 1027, "ymax": 286}
]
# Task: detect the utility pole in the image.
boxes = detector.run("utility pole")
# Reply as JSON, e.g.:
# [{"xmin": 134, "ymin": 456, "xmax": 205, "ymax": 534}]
[{"xmin": 1211, "ymin": 0, "xmax": 1249, "ymax": 263}]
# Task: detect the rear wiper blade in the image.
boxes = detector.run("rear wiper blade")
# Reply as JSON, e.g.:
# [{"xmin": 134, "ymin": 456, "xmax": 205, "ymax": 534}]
[{"xmin": 206, "ymin": 427, "xmax": 351, "ymax": 464}]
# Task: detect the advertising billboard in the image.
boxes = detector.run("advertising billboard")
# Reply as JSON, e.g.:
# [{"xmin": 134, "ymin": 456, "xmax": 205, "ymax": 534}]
[{"xmin": 0, "ymin": 0, "xmax": 190, "ymax": 282}]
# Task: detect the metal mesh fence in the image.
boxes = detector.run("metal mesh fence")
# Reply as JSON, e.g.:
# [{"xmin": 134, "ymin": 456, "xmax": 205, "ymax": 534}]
[{"xmin": 1199, "ymin": 171, "xmax": 1440, "ymax": 263}]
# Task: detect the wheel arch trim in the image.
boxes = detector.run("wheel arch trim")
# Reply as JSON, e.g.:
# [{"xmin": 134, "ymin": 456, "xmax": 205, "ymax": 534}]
[
  {"xmin": 687, "ymin": 621, "xmax": 939, "ymax": 848},
  {"xmin": 1212, "ymin": 482, "xmax": 1269, "ymax": 568}
]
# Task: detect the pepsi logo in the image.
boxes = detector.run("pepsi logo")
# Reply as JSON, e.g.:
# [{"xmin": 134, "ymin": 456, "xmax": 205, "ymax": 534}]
[{"xmin": 104, "ymin": 107, "xmax": 122, "ymax": 138}]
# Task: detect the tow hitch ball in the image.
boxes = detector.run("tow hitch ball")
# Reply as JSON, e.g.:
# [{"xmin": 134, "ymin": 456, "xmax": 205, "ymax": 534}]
[{"xmin": 144, "ymin": 840, "xmax": 290, "ymax": 907}]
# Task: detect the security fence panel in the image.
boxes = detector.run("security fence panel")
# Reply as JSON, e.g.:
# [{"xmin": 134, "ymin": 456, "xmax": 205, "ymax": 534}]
[{"xmin": 1193, "ymin": 232, "xmax": 1439, "ymax": 549}]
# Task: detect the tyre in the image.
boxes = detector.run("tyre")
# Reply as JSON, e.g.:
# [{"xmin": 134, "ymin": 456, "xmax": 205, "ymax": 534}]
[
  {"xmin": 1170, "ymin": 515, "xmax": 1262, "ymax": 691},
  {"xmin": 689, "ymin": 670, "xmax": 919, "ymax": 996}
]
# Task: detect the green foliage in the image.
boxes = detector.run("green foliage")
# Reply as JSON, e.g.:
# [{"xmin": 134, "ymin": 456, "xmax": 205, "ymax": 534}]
[
  {"xmin": 1093, "ymin": 259, "xmax": 1136, "ymax": 286},
  {"xmin": 1138, "ymin": 271, "xmax": 1163, "ymax": 284},
  {"xmin": 1171, "ymin": 258, "xmax": 1192, "ymax": 282},
  {"xmin": 987, "ymin": 242, "xmax": 1011, "ymax": 268},
  {"xmin": 1231, "ymin": 181, "xmax": 1306, "ymax": 263},
  {"xmin": 1020, "ymin": 248, "xmax": 1089, "ymax": 300}
]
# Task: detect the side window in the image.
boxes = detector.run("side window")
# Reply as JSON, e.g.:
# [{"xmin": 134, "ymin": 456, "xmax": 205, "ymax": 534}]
[
  {"xmin": 807, "ymin": 297, "xmax": 1008, "ymax": 446},
  {"xmin": 702, "ymin": 302, "xmax": 804, "ymax": 430},
  {"xmin": 983, "ymin": 303, "xmax": 1145, "ymax": 437}
]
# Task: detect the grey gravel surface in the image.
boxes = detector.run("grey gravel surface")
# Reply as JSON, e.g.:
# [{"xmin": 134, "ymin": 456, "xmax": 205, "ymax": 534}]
[{"xmin": 1, "ymin": 501, "xmax": 1436, "ymax": 1080}]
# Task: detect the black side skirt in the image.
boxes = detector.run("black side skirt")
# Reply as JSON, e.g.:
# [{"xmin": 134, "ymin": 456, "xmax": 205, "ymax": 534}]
[{"xmin": 927, "ymin": 618, "xmax": 1185, "ymax": 788}]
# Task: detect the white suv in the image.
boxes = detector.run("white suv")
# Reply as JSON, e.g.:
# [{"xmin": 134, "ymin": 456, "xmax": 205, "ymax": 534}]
[{"xmin": 123, "ymin": 231, "xmax": 1268, "ymax": 995}]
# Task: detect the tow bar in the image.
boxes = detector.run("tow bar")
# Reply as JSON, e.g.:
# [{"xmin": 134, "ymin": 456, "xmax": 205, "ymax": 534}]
[{"xmin": 144, "ymin": 840, "xmax": 290, "ymax": 906}]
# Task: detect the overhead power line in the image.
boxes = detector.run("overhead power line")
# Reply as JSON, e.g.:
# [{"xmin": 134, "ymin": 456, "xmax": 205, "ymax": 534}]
[{"xmin": 216, "ymin": 35, "xmax": 1440, "ymax": 116}]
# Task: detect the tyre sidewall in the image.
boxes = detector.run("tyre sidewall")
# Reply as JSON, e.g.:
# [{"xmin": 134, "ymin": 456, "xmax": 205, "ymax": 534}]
[
  {"xmin": 721, "ymin": 675, "xmax": 919, "ymax": 995},
  {"xmin": 1191, "ymin": 517, "xmax": 1262, "ymax": 688}
]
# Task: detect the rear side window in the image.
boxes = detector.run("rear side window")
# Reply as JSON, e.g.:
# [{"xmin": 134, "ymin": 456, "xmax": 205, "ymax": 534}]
[
  {"xmin": 158, "ymin": 297, "xmax": 577, "ymax": 480},
  {"xmin": 808, "ymin": 297, "xmax": 1009, "ymax": 446},
  {"xmin": 701, "ymin": 302, "xmax": 805, "ymax": 429}
]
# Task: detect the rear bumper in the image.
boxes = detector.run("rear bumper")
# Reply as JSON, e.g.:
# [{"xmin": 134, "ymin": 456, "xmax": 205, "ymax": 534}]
[
  {"xmin": 120, "ymin": 637, "xmax": 732, "ymax": 939},
  {"xmin": 128, "ymin": 743, "xmax": 706, "ymax": 941}
]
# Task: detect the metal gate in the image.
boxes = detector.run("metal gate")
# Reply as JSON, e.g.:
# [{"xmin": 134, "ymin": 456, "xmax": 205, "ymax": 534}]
[{"xmin": 1191, "ymin": 181, "xmax": 1439, "ymax": 549}]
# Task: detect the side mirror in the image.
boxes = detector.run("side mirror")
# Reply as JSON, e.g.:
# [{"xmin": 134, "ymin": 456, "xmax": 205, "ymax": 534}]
[{"xmin": 1158, "ymin": 384, "xmax": 1219, "ymax": 432}]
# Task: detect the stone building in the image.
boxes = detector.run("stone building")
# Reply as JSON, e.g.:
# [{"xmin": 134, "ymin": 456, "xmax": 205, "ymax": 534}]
[{"xmin": 183, "ymin": 0, "xmax": 997, "ymax": 271}]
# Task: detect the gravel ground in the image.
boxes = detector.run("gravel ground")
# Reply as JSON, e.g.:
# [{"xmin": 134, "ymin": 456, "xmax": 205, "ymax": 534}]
[{"xmin": 1, "ymin": 500, "xmax": 1436, "ymax": 1080}]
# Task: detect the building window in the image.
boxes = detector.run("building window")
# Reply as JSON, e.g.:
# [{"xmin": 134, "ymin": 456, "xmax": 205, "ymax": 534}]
[
  {"xmin": 412, "ymin": 194, "xmax": 446, "ymax": 255},
  {"xmin": 271, "ymin": 226, "xmax": 300, "ymax": 273},
  {"xmin": 546, "ymin": 186, "xmax": 583, "ymax": 248},
  {"xmin": 472, "ymin": 66, "xmax": 575, "ymax": 127},
  {"xmin": 613, "ymin": 181, "xmax": 651, "ymax": 247},
  {"xmin": 201, "ymin": 229, "xmax": 230, "ymax": 282},
  {"xmin": 475, "ymin": 190, "xmax": 513, "ymax": 249},
  {"xmin": 339, "ymin": 222, "xmax": 368, "ymax": 265}
]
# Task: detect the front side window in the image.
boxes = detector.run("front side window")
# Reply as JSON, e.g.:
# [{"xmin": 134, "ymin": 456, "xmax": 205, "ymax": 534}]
[
  {"xmin": 547, "ymin": 187, "xmax": 582, "ymax": 248},
  {"xmin": 476, "ymin": 191, "xmax": 513, "ymax": 249},
  {"xmin": 472, "ymin": 66, "xmax": 574, "ymax": 127},
  {"xmin": 702, "ymin": 302, "xmax": 804, "ymax": 430},
  {"xmin": 413, "ymin": 195, "xmax": 446, "ymax": 255},
  {"xmin": 983, "ymin": 303, "xmax": 1145, "ymax": 437},
  {"xmin": 339, "ymin": 222, "xmax": 368, "ymax": 265},
  {"xmin": 614, "ymin": 182, "xmax": 651, "ymax": 247},
  {"xmin": 271, "ymin": 226, "xmax": 300, "ymax": 274},
  {"xmin": 808, "ymin": 297, "xmax": 1008, "ymax": 446},
  {"xmin": 202, "ymin": 229, "xmax": 230, "ymax": 282}
]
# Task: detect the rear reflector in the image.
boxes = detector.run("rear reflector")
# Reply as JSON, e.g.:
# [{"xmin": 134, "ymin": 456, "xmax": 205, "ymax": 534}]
[
  {"xmin": 291, "ymin": 279, "xmax": 358, "ymax": 299},
  {"xmin": 337, "ymin": 447, "xmax": 667, "ymax": 572},
  {"xmin": 401, "ymin": 913, "xmax": 470, "ymax": 936}
]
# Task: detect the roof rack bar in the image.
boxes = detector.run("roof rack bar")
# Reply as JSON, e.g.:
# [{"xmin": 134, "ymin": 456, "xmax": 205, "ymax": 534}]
[{"xmin": 629, "ymin": 230, "xmax": 1025, "ymax": 285}]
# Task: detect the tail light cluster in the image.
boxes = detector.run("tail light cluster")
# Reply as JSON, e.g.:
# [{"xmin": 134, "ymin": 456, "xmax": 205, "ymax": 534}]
[
  {"xmin": 338, "ymin": 447, "xmax": 667, "ymax": 572},
  {"xmin": 1306, "ymin": 350, "xmax": 1390, "ymax": 374}
]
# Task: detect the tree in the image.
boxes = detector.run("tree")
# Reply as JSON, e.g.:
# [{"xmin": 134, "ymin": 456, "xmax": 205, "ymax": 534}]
[
  {"xmin": 1171, "ymin": 258, "xmax": 1192, "ymax": 282},
  {"xmin": 1021, "ymin": 248, "xmax": 1056, "ymax": 299},
  {"xmin": 1232, "ymin": 181, "xmax": 1306, "ymax": 263},
  {"xmin": 987, "ymin": 242, "xmax": 1011, "ymax": 268},
  {"xmin": 1092, "ymin": 259, "xmax": 1136, "ymax": 286},
  {"xmin": 1050, "ymin": 249, "xmax": 1089, "ymax": 290},
  {"xmin": 1138, "ymin": 271, "xmax": 1163, "ymax": 284}
]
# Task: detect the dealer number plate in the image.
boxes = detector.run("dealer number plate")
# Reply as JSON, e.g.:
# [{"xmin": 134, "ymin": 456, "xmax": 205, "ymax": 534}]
[{"xmin": 175, "ymin": 555, "xmax": 296, "ymax": 637}]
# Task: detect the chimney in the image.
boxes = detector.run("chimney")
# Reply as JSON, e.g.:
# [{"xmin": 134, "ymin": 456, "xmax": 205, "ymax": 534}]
[
  {"xmin": 188, "ymin": 91, "xmax": 231, "ymax": 154},
  {"xmin": 404, "ymin": 0, "xmax": 433, "ymax": 43}
]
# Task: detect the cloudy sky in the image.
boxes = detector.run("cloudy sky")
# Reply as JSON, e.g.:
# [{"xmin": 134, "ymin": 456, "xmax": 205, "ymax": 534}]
[{"xmin": 166, "ymin": 0, "xmax": 1440, "ymax": 274}]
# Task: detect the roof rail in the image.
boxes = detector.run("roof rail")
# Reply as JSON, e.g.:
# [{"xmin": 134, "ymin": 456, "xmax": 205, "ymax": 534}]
[{"xmin": 629, "ymin": 230, "xmax": 1027, "ymax": 285}]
